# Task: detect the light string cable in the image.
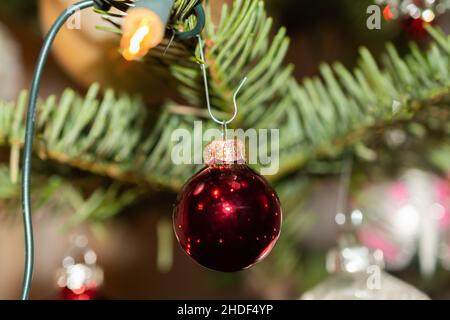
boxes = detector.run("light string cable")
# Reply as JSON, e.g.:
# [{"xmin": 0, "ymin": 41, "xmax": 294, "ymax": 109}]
[
  {"xmin": 196, "ymin": 34, "xmax": 247, "ymax": 138},
  {"xmin": 20, "ymin": 0, "xmax": 206, "ymax": 300},
  {"xmin": 20, "ymin": 0, "xmax": 98, "ymax": 300}
]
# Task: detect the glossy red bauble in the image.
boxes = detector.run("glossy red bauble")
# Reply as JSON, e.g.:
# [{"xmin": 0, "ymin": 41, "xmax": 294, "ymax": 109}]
[
  {"xmin": 173, "ymin": 164, "xmax": 282, "ymax": 272},
  {"xmin": 61, "ymin": 286, "xmax": 97, "ymax": 300}
]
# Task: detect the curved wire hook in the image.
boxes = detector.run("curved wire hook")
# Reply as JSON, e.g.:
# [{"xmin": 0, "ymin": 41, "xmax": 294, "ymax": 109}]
[
  {"xmin": 197, "ymin": 35, "xmax": 247, "ymax": 129},
  {"xmin": 231, "ymin": 77, "xmax": 248, "ymax": 124}
]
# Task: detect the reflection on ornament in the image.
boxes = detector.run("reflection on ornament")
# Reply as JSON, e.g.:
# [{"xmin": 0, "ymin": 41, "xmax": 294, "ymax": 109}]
[
  {"xmin": 356, "ymin": 169, "xmax": 450, "ymax": 276},
  {"xmin": 173, "ymin": 139, "xmax": 282, "ymax": 272},
  {"xmin": 56, "ymin": 235, "xmax": 104, "ymax": 300},
  {"xmin": 301, "ymin": 244, "xmax": 429, "ymax": 300}
]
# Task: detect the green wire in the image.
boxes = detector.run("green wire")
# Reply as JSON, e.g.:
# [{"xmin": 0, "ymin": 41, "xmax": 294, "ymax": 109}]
[
  {"xmin": 20, "ymin": 0, "xmax": 95, "ymax": 300},
  {"xmin": 20, "ymin": 0, "xmax": 204, "ymax": 300}
]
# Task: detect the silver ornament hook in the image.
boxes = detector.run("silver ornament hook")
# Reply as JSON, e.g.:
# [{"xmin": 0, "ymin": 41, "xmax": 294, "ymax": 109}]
[{"xmin": 197, "ymin": 35, "xmax": 247, "ymax": 130}]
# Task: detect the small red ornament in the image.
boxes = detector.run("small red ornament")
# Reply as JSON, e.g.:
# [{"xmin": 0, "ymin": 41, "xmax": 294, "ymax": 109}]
[
  {"xmin": 61, "ymin": 285, "xmax": 97, "ymax": 300},
  {"xmin": 401, "ymin": 17, "xmax": 429, "ymax": 39},
  {"xmin": 56, "ymin": 235, "xmax": 104, "ymax": 300},
  {"xmin": 173, "ymin": 139, "xmax": 282, "ymax": 272}
]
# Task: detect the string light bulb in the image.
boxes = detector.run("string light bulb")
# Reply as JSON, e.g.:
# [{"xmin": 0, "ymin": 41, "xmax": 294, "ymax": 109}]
[
  {"xmin": 128, "ymin": 23, "xmax": 150, "ymax": 55},
  {"xmin": 19, "ymin": 0, "xmax": 203, "ymax": 300},
  {"xmin": 121, "ymin": 8, "xmax": 165, "ymax": 61}
]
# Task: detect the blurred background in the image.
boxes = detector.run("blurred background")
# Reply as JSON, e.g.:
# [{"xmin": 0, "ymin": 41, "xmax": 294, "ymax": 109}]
[{"xmin": 0, "ymin": 0, "xmax": 450, "ymax": 300}]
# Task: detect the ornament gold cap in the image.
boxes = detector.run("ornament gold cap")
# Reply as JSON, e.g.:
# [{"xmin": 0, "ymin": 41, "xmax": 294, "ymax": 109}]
[{"xmin": 204, "ymin": 139, "xmax": 246, "ymax": 165}]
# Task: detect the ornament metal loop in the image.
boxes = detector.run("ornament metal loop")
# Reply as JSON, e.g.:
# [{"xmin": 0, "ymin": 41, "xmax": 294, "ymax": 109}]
[
  {"xmin": 221, "ymin": 121, "xmax": 228, "ymax": 139},
  {"xmin": 197, "ymin": 34, "xmax": 247, "ymax": 128}
]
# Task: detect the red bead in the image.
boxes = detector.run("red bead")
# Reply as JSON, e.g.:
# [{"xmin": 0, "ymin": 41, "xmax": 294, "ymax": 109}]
[{"xmin": 173, "ymin": 164, "xmax": 282, "ymax": 272}]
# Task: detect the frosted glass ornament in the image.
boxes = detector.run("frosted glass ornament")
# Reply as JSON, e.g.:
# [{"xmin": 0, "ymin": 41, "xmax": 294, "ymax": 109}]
[{"xmin": 301, "ymin": 245, "xmax": 429, "ymax": 300}]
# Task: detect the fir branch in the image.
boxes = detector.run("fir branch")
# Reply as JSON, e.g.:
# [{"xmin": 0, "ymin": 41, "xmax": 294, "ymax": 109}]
[
  {"xmin": 0, "ymin": 84, "xmax": 207, "ymax": 191},
  {"xmin": 170, "ymin": 0, "xmax": 450, "ymax": 182},
  {"xmin": 0, "ymin": 162, "xmax": 140, "ymax": 225},
  {"xmin": 0, "ymin": 0, "xmax": 449, "ymax": 214},
  {"xmin": 99, "ymin": 0, "xmax": 201, "ymax": 30}
]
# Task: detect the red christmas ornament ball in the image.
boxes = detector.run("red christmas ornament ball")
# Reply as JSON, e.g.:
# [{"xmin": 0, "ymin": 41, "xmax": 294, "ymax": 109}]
[
  {"xmin": 173, "ymin": 164, "xmax": 282, "ymax": 272},
  {"xmin": 61, "ymin": 285, "xmax": 97, "ymax": 300}
]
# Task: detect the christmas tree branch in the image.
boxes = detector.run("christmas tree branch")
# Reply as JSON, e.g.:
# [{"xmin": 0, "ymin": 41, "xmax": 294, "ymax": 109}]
[
  {"xmin": 0, "ymin": 161, "xmax": 141, "ymax": 225},
  {"xmin": 0, "ymin": 0, "xmax": 448, "ymax": 219},
  {"xmin": 0, "ymin": 84, "xmax": 206, "ymax": 191},
  {"xmin": 170, "ymin": 0, "xmax": 450, "ymax": 181}
]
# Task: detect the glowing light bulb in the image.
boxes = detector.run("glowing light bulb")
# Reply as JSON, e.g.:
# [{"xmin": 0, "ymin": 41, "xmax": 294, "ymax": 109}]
[
  {"xmin": 120, "ymin": 8, "xmax": 166, "ymax": 61},
  {"xmin": 128, "ymin": 24, "xmax": 150, "ymax": 55}
]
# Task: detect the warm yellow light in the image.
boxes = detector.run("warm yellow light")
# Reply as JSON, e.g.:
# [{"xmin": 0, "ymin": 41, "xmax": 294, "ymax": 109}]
[
  {"xmin": 422, "ymin": 9, "xmax": 435, "ymax": 23},
  {"xmin": 120, "ymin": 8, "xmax": 165, "ymax": 61},
  {"xmin": 128, "ymin": 24, "xmax": 150, "ymax": 55}
]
